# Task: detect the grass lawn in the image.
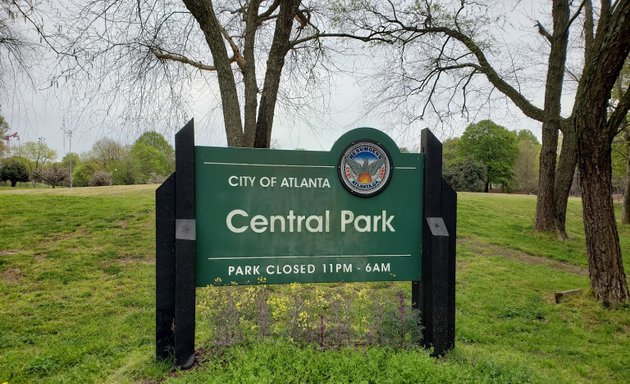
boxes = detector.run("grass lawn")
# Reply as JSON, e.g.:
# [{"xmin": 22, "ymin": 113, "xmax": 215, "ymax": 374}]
[{"xmin": 0, "ymin": 186, "xmax": 628, "ymax": 383}]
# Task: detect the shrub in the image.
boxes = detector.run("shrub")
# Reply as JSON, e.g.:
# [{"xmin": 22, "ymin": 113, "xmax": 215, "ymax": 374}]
[
  {"xmin": 33, "ymin": 164, "xmax": 70, "ymax": 188},
  {"xmin": 73, "ymin": 162, "xmax": 98, "ymax": 187},
  {"xmin": 444, "ymin": 160, "xmax": 487, "ymax": 192},
  {"xmin": 147, "ymin": 172, "xmax": 167, "ymax": 184},
  {"xmin": 88, "ymin": 171, "xmax": 113, "ymax": 186}
]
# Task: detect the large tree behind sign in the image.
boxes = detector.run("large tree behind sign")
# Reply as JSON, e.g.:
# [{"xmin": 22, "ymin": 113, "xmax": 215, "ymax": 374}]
[
  {"xmin": 336, "ymin": 0, "xmax": 604, "ymax": 237},
  {"xmin": 570, "ymin": 0, "xmax": 629, "ymax": 305},
  {"xmin": 49, "ymin": 0, "xmax": 364, "ymax": 148},
  {"xmin": 338, "ymin": 0, "xmax": 630, "ymax": 305}
]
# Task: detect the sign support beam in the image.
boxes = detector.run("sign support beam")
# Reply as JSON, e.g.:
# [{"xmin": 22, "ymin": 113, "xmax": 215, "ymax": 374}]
[
  {"xmin": 155, "ymin": 174, "xmax": 175, "ymax": 360},
  {"xmin": 155, "ymin": 120, "xmax": 197, "ymax": 369},
  {"xmin": 174, "ymin": 120, "xmax": 196, "ymax": 368},
  {"xmin": 415, "ymin": 128, "xmax": 456, "ymax": 356}
]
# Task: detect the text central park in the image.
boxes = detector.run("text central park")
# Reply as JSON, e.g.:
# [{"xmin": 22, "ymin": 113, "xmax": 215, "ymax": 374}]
[{"xmin": 225, "ymin": 209, "xmax": 396, "ymax": 233}]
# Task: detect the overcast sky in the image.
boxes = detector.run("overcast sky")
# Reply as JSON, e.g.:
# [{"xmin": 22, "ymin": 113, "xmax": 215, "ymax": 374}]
[{"xmin": 1, "ymin": 0, "xmax": 574, "ymax": 161}]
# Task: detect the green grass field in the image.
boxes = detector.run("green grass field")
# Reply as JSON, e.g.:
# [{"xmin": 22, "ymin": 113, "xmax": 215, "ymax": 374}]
[{"xmin": 0, "ymin": 186, "xmax": 628, "ymax": 383}]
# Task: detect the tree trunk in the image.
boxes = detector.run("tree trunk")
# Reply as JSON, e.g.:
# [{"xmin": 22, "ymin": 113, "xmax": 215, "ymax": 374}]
[
  {"xmin": 577, "ymin": 129, "xmax": 629, "ymax": 306},
  {"xmin": 254, "ymin": 0, "xmax": 299, "ymax": 148},
  {"xmin": 622, "ymin": 131, "xmax": 630, "ymax": 224},
  {"xmin": 571, "ymin": 0, "xmax": 630, "ymax": 306},
  {"xmin": 535, "ymin": 0, "xmax": 569, "ymax": 232},
  {"xmin": 242, "ymin": 0, "xmax": 262, "ymax": 147},
  {"xmin": 183, "ymin": 0, "xmax": 244, "ymax": 147},
  {"xmin": 617, "ymin": 70, "xmax": 630, "ymax": 224},
  {"xmin": 536, "ymin": 129, "xmax": 559, "ymax": 230},
  {"xmin": 554, "ymin": 122, "xmax": 577, "ymax": 238}
]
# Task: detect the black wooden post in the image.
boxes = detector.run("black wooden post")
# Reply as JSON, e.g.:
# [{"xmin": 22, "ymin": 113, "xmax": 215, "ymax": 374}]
[
  {"xmin": 414, "ymin": 128, "xmax": 456, "ymax": 356},
  {"xmin": 174, "ymin": 119, "xmax": 196, "ymax": 368},
  {"xmin": 425, "ymin": 217, "xmax": 451, "ymax": 355},
  {"xmin": 156, "ymin": 120, "xmax": 196, "ymax": 369},
  {"xmin": 156, "ymin": 174, "xmax": 176, "ymax": 360}
]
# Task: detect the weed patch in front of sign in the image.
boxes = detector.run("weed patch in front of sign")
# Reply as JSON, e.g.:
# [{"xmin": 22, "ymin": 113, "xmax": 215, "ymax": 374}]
[{"xmin": 198, "ymin": 283, "xmax": 422, "ymax": 350}]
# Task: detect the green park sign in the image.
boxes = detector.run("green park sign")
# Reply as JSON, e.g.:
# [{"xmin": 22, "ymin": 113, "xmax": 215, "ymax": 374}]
[
  {"xmin": 156, "ymin": 120, "xmax": 456, "ymax": 369},
  {"xmin": 195, "ymin": 128, "xmax": 423, "ymax": 286}
]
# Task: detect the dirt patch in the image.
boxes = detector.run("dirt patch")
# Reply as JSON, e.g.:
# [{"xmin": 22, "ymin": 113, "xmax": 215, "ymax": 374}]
[
  {"xmin": 0, "ymin": 184, "xmax": 157, "ymax": 196},
  {"xmin": 1, "ymin": 267, "xmax": 23, "ymax": 283},
  {"xmin": 0, "ymin": 250, "xmax": 18, "ymax": 256},
  {"xmin": 38, "ymin": 228, "xmax": 90, "ymax": 246},
  {"xmin": 459, "ymin": 237, "xmax": 588, "ymax": 276},
  {"xmin": 117, "ymin": 255, "xmax": 154, "ymax": 265}
]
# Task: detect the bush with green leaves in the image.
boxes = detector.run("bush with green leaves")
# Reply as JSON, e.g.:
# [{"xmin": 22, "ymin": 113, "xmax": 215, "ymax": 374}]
[
  {"xmin": 130, "ymin": 143, "xmax": 170, "ymax": 183},
  {"xmin": 444, "ymin": 160, "xmax": 487, "ymax": 192},
  {"xmin": 134, "ymin": 131, "xmax": 174, "ymax": 164},
  {"xmin": 0, "ymin": 156, "xmax": 31, "ymax": 186},
  {"xmin": 72, "ymin": 161, "xmax": 98, "ymax": 187},
  {"xmin": 110, "ymin": 157, "xmax": 141, "ymax": 185}
]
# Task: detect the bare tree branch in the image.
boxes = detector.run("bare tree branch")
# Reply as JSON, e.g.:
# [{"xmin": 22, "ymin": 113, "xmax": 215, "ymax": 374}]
[
  {"xmin": 536, "ymin": 20, "xmax": 553, "ymax": 42},
  {"xmin": 9, "ymin": 0, "xmax": 61, "ymax": 56},
  {"xmin": 217, "ymin": 22, "xmax": 246, "ymax": 71},
  {"xmin": 564, "ymin": 0, "xmax": 587, "ymax": 33},
  {"xmin": 289, "ymin": 32, "xmax": 386, "ymax": 48},
  {"xmin": 336, "ymin": 1, "xmax": 545, "ymax": 122},
  {"xmin": 149, "ymin": 46, "xmax": 219, "ymax": 71},
  {"xmin": 257, "ymin": 0, "xmax": 281, "ymax": 21},
  {"xmin": 414, "ymin": 25, "xmax": 545, "ymax": 121}
]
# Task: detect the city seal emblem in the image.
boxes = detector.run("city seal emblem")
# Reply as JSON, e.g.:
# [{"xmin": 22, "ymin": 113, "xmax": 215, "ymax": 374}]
[{"xmin": 338, "ymin": 140, "xmax": 393, "ymax": 197}]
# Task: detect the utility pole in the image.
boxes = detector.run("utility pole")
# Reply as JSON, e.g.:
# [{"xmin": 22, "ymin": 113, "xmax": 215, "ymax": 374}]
[
  {"xmin": 61, "ymin": 115, "xmax": 75, "ymax": 187},
  {"xmin": 64, "ymin": 129, "xmax": 74, "ymax": 188}
]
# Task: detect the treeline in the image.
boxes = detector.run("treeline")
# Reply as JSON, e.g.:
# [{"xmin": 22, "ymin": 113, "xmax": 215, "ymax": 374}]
[
  {"xmin": 0, "ymin": 131, "xmax": 174, "ymax": 188},
  {"xmin": 442, "ymin": 120, "xmax": 540, "ymax": 194},
  {"xmin": 444, "ymin": 119, "xmax": 629, "ymax": 195}
]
